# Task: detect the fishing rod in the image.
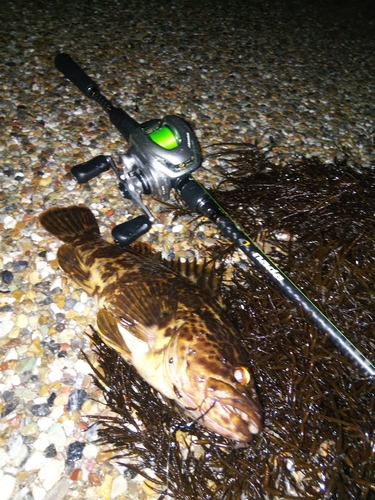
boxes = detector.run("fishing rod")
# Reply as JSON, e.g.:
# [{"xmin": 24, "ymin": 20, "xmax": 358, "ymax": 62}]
[{"xmin": 53, "ymin": 53, "xmax": 375, "ymax": 379}]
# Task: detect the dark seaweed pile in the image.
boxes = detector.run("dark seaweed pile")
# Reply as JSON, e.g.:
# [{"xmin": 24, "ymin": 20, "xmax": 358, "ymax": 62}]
[{"xmin": 88, "ymin": 145, "xmax": 375, "ymax": 499}]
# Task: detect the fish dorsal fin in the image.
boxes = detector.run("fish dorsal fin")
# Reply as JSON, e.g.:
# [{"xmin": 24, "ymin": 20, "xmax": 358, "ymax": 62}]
[
  {"xmin": 129, "ymin": 241, "xmax": 161, "ymax": 261},
  {"xmin": 162, "ymin": 258, "xmax": 221, "ymax": 298},
  {"xmin": 104, "ymin": 280, "xmax": 178, "ymax": 346}
]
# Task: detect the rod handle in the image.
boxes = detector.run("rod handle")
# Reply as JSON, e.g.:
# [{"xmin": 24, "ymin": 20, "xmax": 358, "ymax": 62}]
[{"xmin": 55, "ymin": 53, "xmax": 98, "ymax": 97}]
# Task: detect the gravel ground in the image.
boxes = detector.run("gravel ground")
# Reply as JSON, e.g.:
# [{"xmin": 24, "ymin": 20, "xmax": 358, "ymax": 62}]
[{"xmin": 1, "ymin": 0, "xmax": 375, "ymax": 499}]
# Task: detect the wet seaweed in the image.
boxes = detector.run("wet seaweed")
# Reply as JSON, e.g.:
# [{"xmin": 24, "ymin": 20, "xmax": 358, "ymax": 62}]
[{"xmin": 88, "ymin": 145, "xmax": 375, "ymax": 499}]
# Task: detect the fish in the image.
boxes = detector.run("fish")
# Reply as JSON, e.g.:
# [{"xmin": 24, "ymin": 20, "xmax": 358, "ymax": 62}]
[{"xmin": 39, "ymin": 205, "xmax": 262, "ymax": 442}]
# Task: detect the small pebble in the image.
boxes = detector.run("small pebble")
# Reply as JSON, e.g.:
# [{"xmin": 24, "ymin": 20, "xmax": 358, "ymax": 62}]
[
  {"xmin": 70, "ymin": 468, "xmax": 83, "ymax": 481},
  {"xmin": 1, "ymin": 401, "xmax": 18, "ymax": 418},
  {"xmin": 47, "ymin": 340, "xmax": 61, "ymax": 354},
  {"xmin": 31, "ymin": 232, "xmax": 43, "ymax": 243},
  {"xmin": 62, "ymin": 418, "xmax": 75, "ymax": 436},
  {"xmin": 2, "ymin": 270, "xmax": 14, "ymax": 284},
  {"xmin": 7, "ymin": 433, "xmax": 23, "ymax": 459},
  {"xmin": 33, "ymin": 433, "xmax": 50, "ymax": 452},
  {"xmin": 14, "ymin": 387, "xmax": 37, "ymax": 402},
  {"xmin": 100, "ymin": 474, "xmax": 114, "ymax": 500},
  {"xmin": 88, "ymin": 472, "xmax": 101, "ymax": 485},
  {"xmin": 111, "ymin": 474, "xmax": 128, "ymax": 498},
  {"xmin": 24, "ymin": 451, "xmax": 48, "ymax": 471},
  {"xmin": 3, "ymin": 216, "xmax": 17, "ymax": 229},
  {"xmin": 67, "ymin": 389, "xmax": 88, "ymax": 412},
  {"xmin": 12, "ymin": 260, "xmax": 29, "ymax": 272},
  {"xmin": 74, "ymin": 358, "xmax": 93, "ymax": 375},
  {"xmin": 15, "ymin": 356, "xmax": 37, "ymax": 374},
  {"xmin": 0, "ymin": 474, "xmax": 16, "ymax": 500},
  {"xmin": 85, "ymin": 423, "xmax": 99, "ymax": 442},
  {"xmin": 12, "ymin": 444, "xmax": 29, "ymax": 467},
  {"xmin": 31, "ymin": 403, "xmax": 51, "ymax": 417},
  {"xmin": 47, "ymin": 392, "xmax": 57, "ymax": 407},
  {"xmin": 43, "ymin": 444, "xmax": 57, "ymax": 458},
  {"xmin": 82, "ymin": 443, "xmax": 99, "ymax": 460},
  {"xmin": 48, "ymin": 423, "xmax": 67, "ymax": 448},
  {"xmin": 73, "ymin": 301, "xmax": 86, "ymax": 313},
  {"xmin": 64, "ymin": 298, "xmax": 77, "ymax": 310},
  {"xmin": 4, "ymin": 347, "xmax": 18, "ymax": 361},
  {"xmin": 43, "ymin": 478, "xmax": 70, "ymax": 500},
  {"xmin": 21, "ymin": 422, "xmax": 39, "ymax": 437},
  {"xmin": 12, "ymin": 486, "xmax": 32, "ymax": 500},
  {"xmin": 7, "ymin": 415, "xmax": 22, "ymax": 430},
  {"xmin": 0, "ymin": 320, "xmax": 15, "ymax": 337},
  {"xmin": 66, "ymin": 441, "xmax": 85, "ymax": 464},
  {"xmin": 2, "ymin": 390, "xmax": 15, "ymax": 403},
  {"xmin": 37, "ymin": 416, "xmax": 53, "ymax": 432},
  {"xmin": 16, "ymin": 313, "xmax": 29, "ymax": 328},
  {"xmin": 31, "ymin": 484, "xmax": 47, "ymax": 500},
  {"xmin": 38, "ymin": 458, "xmax": 64, "ymax": 490}
]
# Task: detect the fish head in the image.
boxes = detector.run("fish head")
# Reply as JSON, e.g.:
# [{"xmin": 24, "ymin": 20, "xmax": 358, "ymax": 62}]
[
  {"xmin": 192, "ymin": 374, "xmax": 262, "ymax": 442},
  {"xmin": 166, "ymin": 317, "xmax": 262, "ymax": 442}
]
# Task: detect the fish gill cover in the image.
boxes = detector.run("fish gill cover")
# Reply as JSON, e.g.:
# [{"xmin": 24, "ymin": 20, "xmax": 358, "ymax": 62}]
[{"xmin": 87, "ymin": 145, "xmax": 375, "ymax": 499}]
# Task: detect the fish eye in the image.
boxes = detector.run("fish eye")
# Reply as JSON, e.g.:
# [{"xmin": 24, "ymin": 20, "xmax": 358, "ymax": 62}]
[{"xmin": 234, "ymin": 367, "xmax": 251, "ymax": 386}]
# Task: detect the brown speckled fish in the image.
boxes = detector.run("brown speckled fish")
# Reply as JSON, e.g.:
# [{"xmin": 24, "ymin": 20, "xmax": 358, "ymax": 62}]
[{"xmin": 39, "ymin": 205, "xmax": 262, "ymax": 441}]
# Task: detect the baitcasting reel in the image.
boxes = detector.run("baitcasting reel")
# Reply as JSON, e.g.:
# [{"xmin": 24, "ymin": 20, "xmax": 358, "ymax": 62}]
[{"xmin": 55, "ymin": 53, "xmax": 202, "ymax": 246}]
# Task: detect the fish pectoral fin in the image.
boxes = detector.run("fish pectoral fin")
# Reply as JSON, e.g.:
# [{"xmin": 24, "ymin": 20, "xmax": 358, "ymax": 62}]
[
  {"xmin": 105, "ymin": 280, "xmax": 177, "ymax": 346},
  {"xmin": 96, "ymin": 308, "xmax": 132, "ymax": 361},
  {"xmin": 57, "ymin": 244, "xmax": 93, "ymax": 293}
]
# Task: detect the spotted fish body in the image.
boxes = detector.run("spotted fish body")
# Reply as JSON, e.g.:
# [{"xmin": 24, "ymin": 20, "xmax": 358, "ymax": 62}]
[{"xmin": 39, "ymin": 206, "xmax": 262, "ymax": 441}]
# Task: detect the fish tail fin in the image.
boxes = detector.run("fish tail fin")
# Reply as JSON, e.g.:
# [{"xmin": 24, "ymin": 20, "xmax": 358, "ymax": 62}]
[{"xmin": 39, "ymin": 205, "xmax": 100, "ymax": 243}]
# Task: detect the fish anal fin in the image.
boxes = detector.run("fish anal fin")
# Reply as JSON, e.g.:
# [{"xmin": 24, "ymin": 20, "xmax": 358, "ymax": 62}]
[
  {"xmin": 162, "ymin": 258, "xmax": 221, "ymax": 298},
  {"xmin": 57, "ymin": 244, "xmax": 93, "ymax": 293},
  {"xmin": 96, "ymin": 309, "xmax": 132, "ymax": 361}
]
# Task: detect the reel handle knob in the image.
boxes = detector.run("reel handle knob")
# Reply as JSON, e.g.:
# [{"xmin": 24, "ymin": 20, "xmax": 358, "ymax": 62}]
[
  {"xmin": 112, "ymin": 215, "xmax": 152, "ymax": 247},
  {"xmin": 71, "ymin": 155, "xmax": 112, "ymax": 183}
]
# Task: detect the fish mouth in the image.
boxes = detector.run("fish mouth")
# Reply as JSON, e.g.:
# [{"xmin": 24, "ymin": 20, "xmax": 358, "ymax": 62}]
[
  {"xmin": 181, "ymin": 390, "xmax": 262, "ymax": 442},
  {"xmin": 201, "ymin": 396, "xmax": 262, "ymax": 442}
]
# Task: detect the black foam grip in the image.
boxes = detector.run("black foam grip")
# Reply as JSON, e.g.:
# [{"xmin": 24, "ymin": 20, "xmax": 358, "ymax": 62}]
[
  {"xmin": 112, "ymin": 216, "xmax": 152, "ymax": 247},
  {"xmin": 71, "ymin": 155, "xmax": 111, "ymax": 183},
  {"xmin": 55, "ymin": 53, "xmax": 97, "ymax": 97}
]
